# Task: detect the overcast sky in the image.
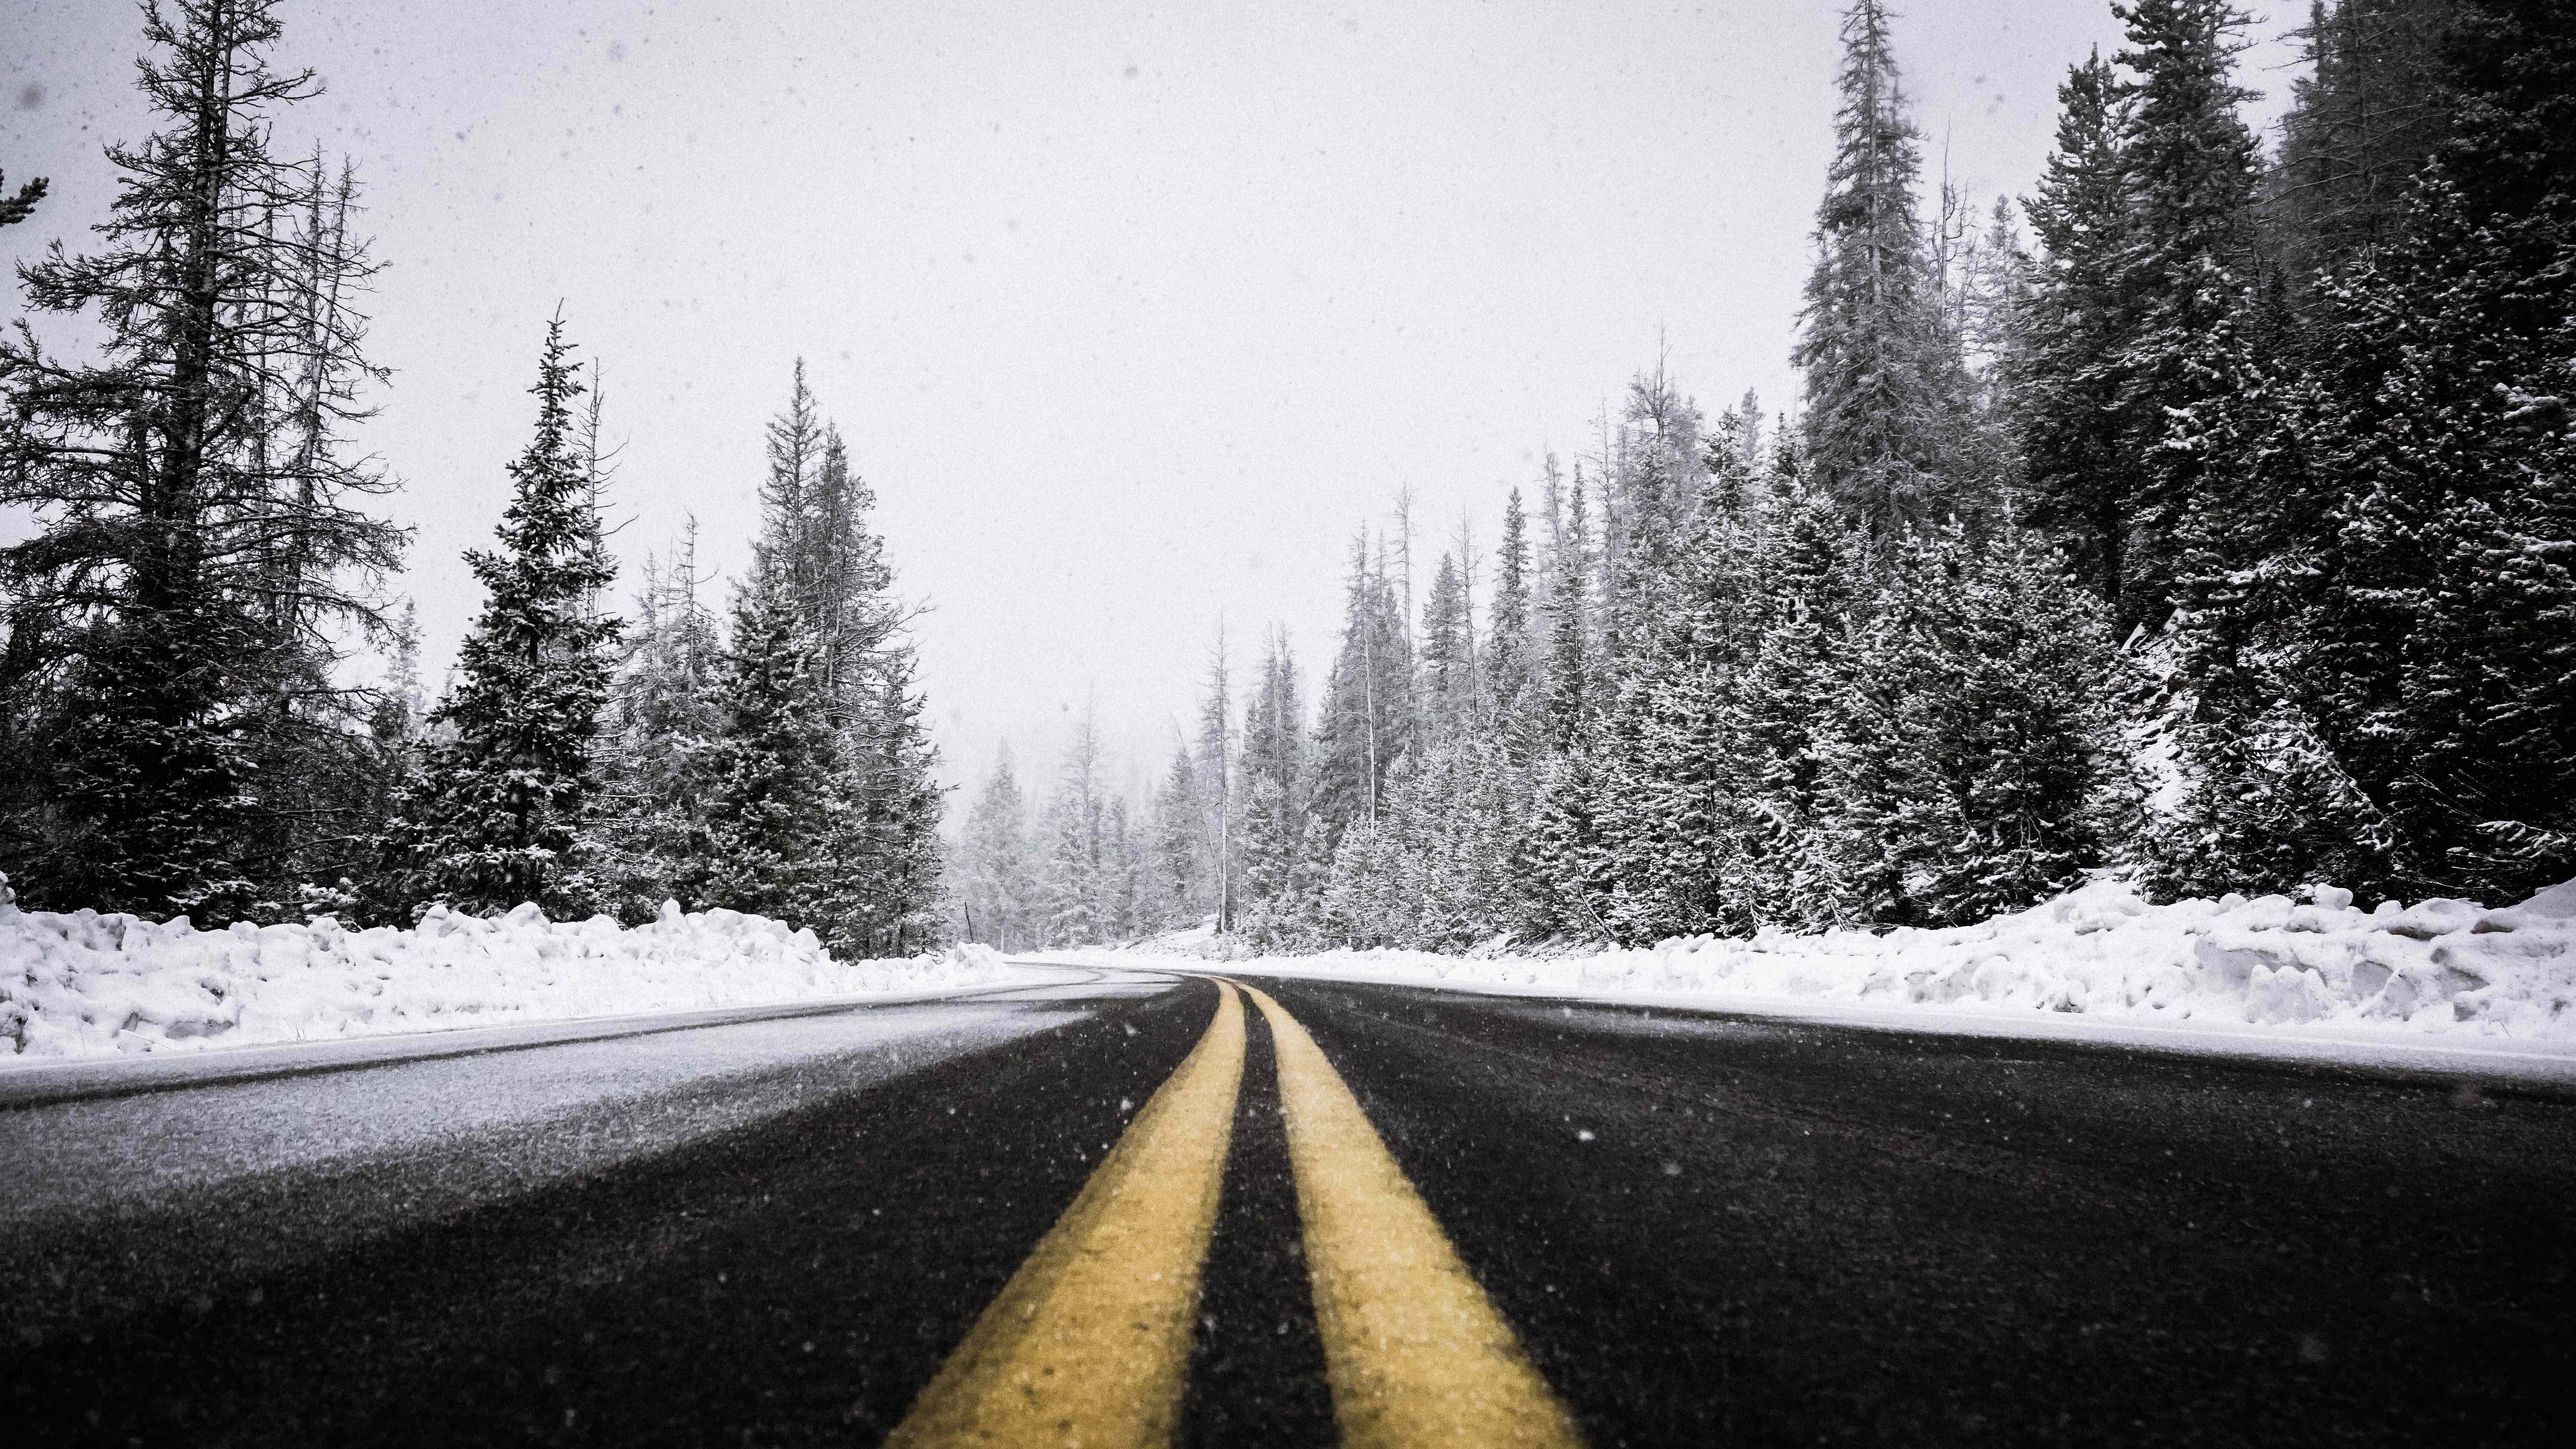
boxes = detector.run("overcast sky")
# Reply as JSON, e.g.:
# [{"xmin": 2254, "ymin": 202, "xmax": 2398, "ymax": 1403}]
[{"xmin": 2, "ymin": 0, "xmax": 2301, "ymax": 809}]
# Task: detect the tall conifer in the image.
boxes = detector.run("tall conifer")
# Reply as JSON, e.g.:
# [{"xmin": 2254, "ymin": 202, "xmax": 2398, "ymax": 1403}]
[{"xmin": 389, "ymin": 320, "xmax": 618, "ymax": 917}]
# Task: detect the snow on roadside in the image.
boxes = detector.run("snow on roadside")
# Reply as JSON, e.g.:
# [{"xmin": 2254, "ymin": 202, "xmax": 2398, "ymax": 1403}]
[
  {"xmin": 0, "ymin": 878, "xmax": 1028, "ymax": 1061},
  {"xmin": 1091, "ymin": 876, "xmax": 2576, "ymax": 1043}
]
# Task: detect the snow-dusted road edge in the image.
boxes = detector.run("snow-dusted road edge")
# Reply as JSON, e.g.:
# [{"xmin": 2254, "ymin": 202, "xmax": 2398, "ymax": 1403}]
[
  {"xmin": 1, "ymin": 892, "xmax": 1057, "ymax": 1062},
  {"xmin": 1044, "ymin": 873, "xmax": 2576, "ymax": 1085}
]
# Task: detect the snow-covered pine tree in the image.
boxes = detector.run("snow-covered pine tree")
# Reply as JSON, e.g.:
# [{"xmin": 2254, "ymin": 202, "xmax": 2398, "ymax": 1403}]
[
  {"xmin": 1485, "ymin": 487, "xmax": 1538, "ymax": 724},
  {"xmin": 0, "ymin": 0, "xmax": 403, "ymax": 919},
  {"xmin": 2227, "ymin": 0, "xmax": 2576, "ymax": 900},
  {"xmin": 1587, "ymin": 455, "xmax": 1770, "ymax": 941},
  {"xmin": 1148, "ymin": 742, "xmax": 1205, "ymax": 929},
  {"xmin": 1235, "ymin": 630, "xmax": 1311, "ymax": 941},
  {"xmin": 595, "ymin": 522, "xmax": 725, "ymax": 919},
  {"xmin": 388, "ymin": 319, "xmax": 620, "ymax": 918},
  {"xmin": 2016, "ymin": 49, "xmax": 2139, "ymax": 612},
  {"xmin": 1820, "ymin": 522, "xmax": 2138, "ymax": 928},
  {"xmin": 1316, "ymin": 730, "xmax": 1517, "ymax": 951},
  {"xmin": 1419, "ymin": 551, "xmax": 1474, "ymax": 730},
  {"xmin": 1040, "ymin": 712, "xmax": 1111, "ymax": 945},
  {"xmin": 804, "ymin": 426, "xmax": 895, "ymax": 710},
  {"xmin": 1194, "ymin": 627, "xmax": 1239, "ymax": 931},
  {"xmin": 1101, "ymin": 797, "xmax": 1145, "ymax": 943},
  {"xmin": 1599, "ymin": 363, "xmax": 1708, "ymax": 649},
  {"xmin": 2267, "ymin": 0, "xmax": 2459, "ymax": 296},
  {"xmin": 1541, "ymin": 471, "xmax": 1595, "ymax": 748},
  {"xmin": 699, "ymin": 555, "xmax": 841, "ymax": 928},
  {"xmin": 1309, "ymin": 536, "xmax": 1415, "ymax": 854},
  {"xmin": 833, "ymin": 652, "xmax": 946, "ymax": 954},
  {"xmin": 1793, "ymin": 0, "xmax": 1981, "ymax": 536},
  {"xmin": 1723, "ymin": 486, "xmax": 1871, "ymax": 931},
  {"xmin": 733, "ymin": 365, "xmax": 945, "ymax": 949},
  {"xmin": 955, "ymin": 746, "xmax": 1037, "ymax": 949},
  {"xmin": 2106, "ymin": 0, "xmax": 2265, "ymax": 630}
]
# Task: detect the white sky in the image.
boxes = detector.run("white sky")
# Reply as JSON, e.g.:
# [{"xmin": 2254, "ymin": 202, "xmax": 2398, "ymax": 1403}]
[{"xmin": 2, "ymin": 0, "xmax": 2302, "ymax": 811}]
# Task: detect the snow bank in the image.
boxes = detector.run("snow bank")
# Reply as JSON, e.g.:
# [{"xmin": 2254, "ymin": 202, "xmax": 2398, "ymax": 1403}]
[
  {"xmin": 1129, "ymin": 876, "xmax": 2576, "ymax": 1042},
  {"xmin": 0, "ymin": 882, "xmax": 1025, "ymax": 1060}
]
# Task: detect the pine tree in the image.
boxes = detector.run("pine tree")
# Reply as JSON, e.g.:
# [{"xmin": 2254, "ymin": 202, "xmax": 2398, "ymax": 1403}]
[
  {"xmin": 1235, "ymin": 629, "xmax": 1316, "ymax": 942},
  {"xmin": 956, "ymin": 747, "xmax": 1037, "ymax": 949},
  {"xmin": 0, "ymin": 0, "xmax": 402, "ymax": 919},
  {"xmin": 700, "ymin": 560, "xmax": 841, "ymax": 927},
  {"xmin": 1486, "ymin": 487, "xmax": 1537, "ymax": 723},
  {"xmin": 388, "ymin": 319, "xmax": 620, "ymax": 917},
  {"xmin": 1542, "ymin": 473, "xmax": 1595, "ymax": 747},
  {"xmin": 2269, "ymin": 0, "xmax": 2460, "ymax": 292},
  {"xmin": 835, "ymin": 652, "xmax": 947, "ymax": 954},
  {"xmin": 1818, "ymin": 523, "xmax": 2137, "ymax": 927},
  {"xmin": 1040, "ymin": 712, "xmax": 1111, "ymax": 945},
  {"xmin": 1148, "ymin": 742, "xmax": 1205, "ymax": 929},
  {"xmin": 1195, "ymin": 627, "xmax": 1239, "ymax": 931},
  {"xmin": 729, "ymin": 364, "xmax": 945, "ymax": 949},
  {"xmin": 2230, "ymin": 0, "xmax": 2576, "ymax": 899},
  {"xmin": 1794, "ymin": 0, "xmax": 1981, "ymax": 534},
  {"xmin": 595, "ymin": 523, "xmax": 724, "ymax": 919},
  {"xmin": 1587, "ymin": 457, "xmax": 1768, "ymax": 941},
  {"xmin": 1309, "ymin": 536, "xmax": 1414, "ymax": 851},
  {"xmin": 2017, "ymin": 50, "xmax": 2139, "ymax": 612},
  {"xmin": 2108, "ymin": 0, "xmax": 2266, "ymax": 629},
  {"xmin": 1419, "ymin": 551, "xmax": 1474, "ymax": 729},
  {"xmin": 1101, "ymin": 797, "xmax": 1144, "ymax": 942},
  {"xmin": 1725, "ymin": 488, "xmax": 1870, "ymax": 930}
]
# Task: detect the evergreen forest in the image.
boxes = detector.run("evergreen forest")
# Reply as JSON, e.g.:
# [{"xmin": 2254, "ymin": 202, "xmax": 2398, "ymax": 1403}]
[
  {"xmin": 0, "ymin": 0, "xmax": 945, "ymax": 952},
  {"xmin": 952, "ymin": 0, "xmax": 2576, "ymax": 954}
]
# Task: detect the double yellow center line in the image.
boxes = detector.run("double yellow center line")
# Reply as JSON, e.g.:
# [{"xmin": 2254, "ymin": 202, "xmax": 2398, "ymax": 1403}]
[{"xmin": 887, "ymin": 980, "xmax": 1584, "ymax": 1449}]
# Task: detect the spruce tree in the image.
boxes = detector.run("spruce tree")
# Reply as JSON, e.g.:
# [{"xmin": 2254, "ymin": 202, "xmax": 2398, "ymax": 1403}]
[
  {"xmin": 1309, "ymin": 536, "xmax": 1414, "ymax": 852},
  {"xmin": 2268, "ymin": 0, "xmax": 2460, "ymax": 293},
  {"xmin": 1194, "ymin": 628, "xmax": 1239, "ymax": 931},
  {"xmin": 2108, "ymin": 0, "xmax": 2265, "ymax": 628},
  {"xmin": 729, "ymin": 365, "xmax": 946, "ymax": 949},
  {"xmin": 956, "ymin": 747, "xmax": 1036, "ymax": 949},
  {"xmin": 1236, "ymin": 631, "xmax": 1310, "ymax": 929},
  {"xmin": 1794, "ymin": 0, "xmax": 1981, "ymax": 534},
  {"xmin": 1590, "ymin": 449, "xmax": 1776, "ymax": 941},
  {"xmin": 1820, "ymin": 524, "xmax": 2137, "ymax": 927},
  {"xmin": 1040, "ymin": 713, "xmax": 1111, "ymax": 945},
  {"xmin": 1486, "ymin": 487, "xmax": 1538, "ymax": 723},
  {"xmin": 1419, "ymin": 551, "xmax": 1474, "ymax": 729},
  {"xmin": 2236, "ymin": 0, "xmax": 2576, "ymax": 898},
  {"xmin": 1, "ymin": 0, "xmax": 402, "ymax": 919},
  {"xmin": 2018, "ymin": 51, "xmax": 2141, "ymax": 611},
  {"xmin": 1148, "ymin": 742, "xmax": 1205, "ymax": 928},
  {"xmin": 1542, "ymin": 473, "xmax": 1595, "ymax": 747},
  {"xmin": 1725, "ymin": 488, "xmax": 1870, "ymax": 931},
  {"xmin": 700, "ymin": 561, "xmax": 841, "ymax": 927},
  {"xmin": 835, "ymin": 653, "xmax": 947, "ymax": 953},
  {"xmin": 389, "ymin": 320, "xmax": 620, "ymax": 917},
  {"xmin": 595, "ymin": 524, "xmax": 725, "ymax": 919}
]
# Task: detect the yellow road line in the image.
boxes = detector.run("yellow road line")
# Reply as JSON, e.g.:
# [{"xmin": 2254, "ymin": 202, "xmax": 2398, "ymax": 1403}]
[
  {"xmin": 1242, "ymin": 985, "xmax": 1586, "ymax": 1449},
  {"xmin": 886, "ymin": 982, "xmax": 1246, "ymax": 1449}
]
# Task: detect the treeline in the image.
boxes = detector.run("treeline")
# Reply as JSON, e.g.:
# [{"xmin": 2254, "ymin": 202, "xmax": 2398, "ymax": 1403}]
[
  {"xmin": 957, "ymin": 0, "xmax": 2576, "ymax": 952},
  {"xmin": 0, "ymin": 0, "xmax": 943, "ymax": 951}
]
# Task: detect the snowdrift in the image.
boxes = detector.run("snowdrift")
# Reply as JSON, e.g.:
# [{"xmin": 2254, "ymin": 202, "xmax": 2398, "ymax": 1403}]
[
  {"xmin": 1144, "ymin": 877, "xmax": 2576, "ymax": 1042},
  {"xmin": 0, "ymin": 885, "xmax": 1024, "ymax": 1060}
]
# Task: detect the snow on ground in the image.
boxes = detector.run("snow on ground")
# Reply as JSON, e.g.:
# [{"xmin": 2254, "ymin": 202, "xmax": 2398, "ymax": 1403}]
[
  {"xmin": 1071, "ymin": 876, "xmax": 2576, "ymax": 1056},
  {"xmin": 0, "ymin": 877, "xmax": 1032, "ymax": 1061}
]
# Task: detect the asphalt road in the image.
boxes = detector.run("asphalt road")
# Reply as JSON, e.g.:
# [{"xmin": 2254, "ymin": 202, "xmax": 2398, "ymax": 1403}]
[{"xmin": 5, "ymin": 970, "xmax": 2572, "ymax": 1446}]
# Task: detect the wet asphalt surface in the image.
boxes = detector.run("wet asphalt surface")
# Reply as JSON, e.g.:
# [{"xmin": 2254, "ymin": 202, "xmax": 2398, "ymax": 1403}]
[{"xmin": 5, "ymin": 972, "xmax": 2573, "ymax": 1446}]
